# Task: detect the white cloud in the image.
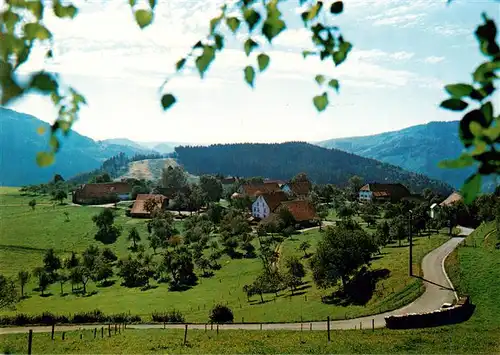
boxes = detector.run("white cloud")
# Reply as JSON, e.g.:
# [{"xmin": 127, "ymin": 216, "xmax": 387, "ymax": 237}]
[
  {"xmin": 423, "ymin": 56, "xmax": 445, "ymax": 64},
  {"xmin": 372, "ymin": 13, "xmax": 425, "ymax": 27},
  {"xmin": 430, "ymin": 24, "xmax": 470, "ymax": 37}
]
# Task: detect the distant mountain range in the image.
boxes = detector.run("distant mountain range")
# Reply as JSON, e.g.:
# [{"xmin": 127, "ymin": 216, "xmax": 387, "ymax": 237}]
[
  {"xmin": 100, "ymin": 138, "xmax": 186, "ymax": 155},
  {"xmin": 316, "ymin": 121, "xmax": 476, "ymax": 190},
  {"xmin": 175, "ymin": 143, "xmax": 453, "ymax": 195},
  {"xmin": 0, "ymin": 108, "xmax": 154, "ymax": 186}
]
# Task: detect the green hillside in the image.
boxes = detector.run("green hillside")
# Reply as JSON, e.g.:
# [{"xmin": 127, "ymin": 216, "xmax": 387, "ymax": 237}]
[
  {"xmin": 175, "ymin": 142, "xmax": 453, "ymax": 194},
  {"xmin": 316, "ymin": 121, "xmax": 475, "ymax": 189},
  {"xmin": 0, "ymin": 108, "xmax": 153, "ymax": 186},
  {"xmin": 117, "ymin": 158, "xmax": 199, "ymax": 183}
]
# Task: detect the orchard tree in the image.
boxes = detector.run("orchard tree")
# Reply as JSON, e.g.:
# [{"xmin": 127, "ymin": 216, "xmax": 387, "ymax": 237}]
[
  {"xmin": 128, "ymin": 227, "xmax": 141, "ymax": 250},
  {"xmin": 33, "ymin": 267, "xmax": 51, "ymax": 296},
  {"xmin": 92, "ymin": 208, "xmax": 122, "ymax": 244},
  {"xmin": 17, "ymin": 271, "xmax": 30, "ymax": 298},
  {"xmin": 298, "ymin": 241, "xmax": 311, "ymax": 258},
  {"xmin": 310, "ymin": 225, "xmax": 377, "ymax": 289},
  {"xmin": 283, "ymin": 256, "xmax": 305, "ymax": 294},
  {"xmin": 200, "ymin": 175, "xmax": 223, "ymax": 203},
  {"xmin": 161, "ymin": 166, "xmax": 188, "ymax": 192},
  {"xmin": 0, "ymin": 274, "xmax": 17, "ymax": 309},
  {"xmin": 28, "ymin": 199, "xmax": 36, "ymax": 211}
]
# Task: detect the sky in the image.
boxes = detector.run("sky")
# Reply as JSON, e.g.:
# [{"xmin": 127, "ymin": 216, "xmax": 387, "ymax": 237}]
[{"xmin": 6, "ymin": 0, "xmax": 500, "ymax": 144}]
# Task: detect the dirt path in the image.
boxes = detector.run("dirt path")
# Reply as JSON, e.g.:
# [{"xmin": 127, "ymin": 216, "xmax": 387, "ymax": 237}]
[{"xmin": 0, "ymin": 227, "xmax": 471, "ymax": 334}]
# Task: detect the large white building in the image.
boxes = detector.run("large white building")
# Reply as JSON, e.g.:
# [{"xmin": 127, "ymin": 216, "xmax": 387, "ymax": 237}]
[{"xmin": 251, "ymin": 191, "xmax": 288, "ymax": 219}]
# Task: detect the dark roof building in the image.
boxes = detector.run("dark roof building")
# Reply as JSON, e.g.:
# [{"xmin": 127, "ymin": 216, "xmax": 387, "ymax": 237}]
[
  {"xmin": 130, "ymin": 194, "xmax": 168, "ymax": 218},
  {"xmin": 72, "ymin": 182, "xmax": 132, "ymax": 204}
]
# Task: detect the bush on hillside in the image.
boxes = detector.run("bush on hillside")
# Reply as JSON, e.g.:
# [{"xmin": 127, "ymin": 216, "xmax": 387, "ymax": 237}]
[
  {"xmin": 209, "ymin": 304, "xmax": 234, "ymax": 324},
  {"xmin": 151, "ymin": 310, "xmax": 185, "ymax": 323}
]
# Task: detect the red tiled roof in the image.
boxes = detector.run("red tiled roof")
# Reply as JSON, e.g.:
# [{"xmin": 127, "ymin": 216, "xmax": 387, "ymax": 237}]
[
  {"xmin": 360, "ymin": 183, "xmax": 410, "ymax": 198},
  {"xmin": 131, "ymin": 194, "xmax": 167, "ymax": 216},
  {"xmin": 242, "ymin": 182, "xmax": 281, "ymax": 197},
  {"xmin": 75, "ymin": 182, "xmax": 131, "ymax": 198},
  {"xmin": 289, "ymin": 181, "xmax": 311, "ymax": 196},
  {"xmin": 261, "ymin": 191, "xmax": 288, "ymax": 212},
  {"xmin": 264, "ymin": 179, "xmax": 287, "ymax": 185},
  {"xmin": 439, "ymin": 192, "xmax": 463, "ymax": 206},
  {"xmin": 279, "ymin": 200, "xmax": 316, "ymax": 222}
]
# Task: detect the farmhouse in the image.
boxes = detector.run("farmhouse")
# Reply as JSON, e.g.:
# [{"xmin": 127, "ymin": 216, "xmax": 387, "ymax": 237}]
[
  {"xmin": 251, "ymin": 190, "xmax": 288, "ymax": 219},
  {"xmin": 431, "ymin": 192, "xmax": 463, "ymax": 219},
  {"xmin": 130, "ymin": 194, "xmax": 169, "ymax": 218},
  {"xmin": 72, "ymin": 182, "xmax": 132, "ymax": 205},
  {"xmin": 278, "ymin": 200, "xmax": 317, "ymax": 224},
  {"xmin": 240, "ymin": 182, "xmax": 282, "ymax": 197},
  {"xmin": 281, "ymin": 181, "xmax": 311, "ymax": 198},
  {"xmin": 440, "ymin": 192, "xmax": 463, "ymax": 206},
  {"xmin": 358, "ymin": 183, "xmax": 411, "ymax": 203}
]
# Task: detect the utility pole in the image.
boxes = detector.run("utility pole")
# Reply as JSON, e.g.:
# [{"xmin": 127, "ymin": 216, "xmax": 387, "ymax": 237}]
[{"xmin": 409, "ymin": 210, "xmax": 413, "ymax": 276}]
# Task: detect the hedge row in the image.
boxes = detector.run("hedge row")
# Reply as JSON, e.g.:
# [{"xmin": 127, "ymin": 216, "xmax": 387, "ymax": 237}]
[{"xmin": 0, "ymin": 310, "xmax": 140, "ymax": 326}]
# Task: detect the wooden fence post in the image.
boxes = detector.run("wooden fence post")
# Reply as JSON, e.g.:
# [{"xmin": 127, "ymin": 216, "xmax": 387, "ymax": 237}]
[
  {"xmin": 183, "ymin": 324, "xmax": 188, "ymax": 345},
  {"xmin": 216, "ymin": 324, "xmax": 219, "ymax": 335},
  {"xmin": 360, "ymin": 322, "xmax": 362, "ymax": 330},
  {"xmin": 327, "ymin": 316, "xmax": 331, "ymax": 342},
  {"xmin": 62, "ymin": 332, "xmax": 65, "ymax": 340},
  {"xmin": 163, "ymin": 322, "xmax": 166, "ymax": 329},
  {"xmin": 51, "ymin": 324, "xmax": 55, "ymax": 340},
  {"xmin": 115, "ymin": 324, "xmax": 117, "ymax": 335},
  {"xmin": 80, "ymin": 334, "xmax": 83, "ymax": 340},
  {"xmin": 310, "ymin": 323, "xmax": 312, "ymax": 331},
  {"xmin": 27, "ymin": 330, "xmax": 33, "ymax": 355},
  {"xmin": 94, "ymin": 328, "xmax": 97, "ymax": 339},
  {"xmin": 372, "ymin": 319, "xmax": 375, "ymax": 331},
  {"xmin": 101, "ymin": 327, "xmax": 104, "ymax": 338},
  {"xmin": 108, "ymin": 324, "xmax": 111, "ymax": 337}
]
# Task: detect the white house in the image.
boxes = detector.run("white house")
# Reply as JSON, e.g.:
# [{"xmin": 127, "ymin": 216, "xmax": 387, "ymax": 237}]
[
  {"xmin": 251, "ymin": 191, "xmax": 288, "ymax": 219},
  {"xmin": 430, "ymin": 203, "xmax": 438, "ymax": 219}
]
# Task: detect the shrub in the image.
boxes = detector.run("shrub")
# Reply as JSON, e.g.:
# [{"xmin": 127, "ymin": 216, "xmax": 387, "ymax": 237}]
[
  {"xmin": 151, "ymin": 310, "xmax": 185, "ymax": 323},
  {"xmin": 71, "ymin": 310, "xmax": 106, "ymax": 324},
  {"xmin": 209, "ymin": 304, "xmax": 234, "ymax": 324}
]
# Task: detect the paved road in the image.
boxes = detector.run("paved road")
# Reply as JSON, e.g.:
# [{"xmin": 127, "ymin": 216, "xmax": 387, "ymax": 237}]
[{"xmin": 0, "ymin": 227, "xmax": 471, "ymax": 335}]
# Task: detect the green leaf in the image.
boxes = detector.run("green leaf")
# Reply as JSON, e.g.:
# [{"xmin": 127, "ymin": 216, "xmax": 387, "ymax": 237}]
[
  {"xmin": 195, "ymin": 46, "xmax": 216, "ymax": 78},
  {"xmin": 333, "ymin": 42, "xmax": 352, "ymax": 65},
  {"xmin": 461, "ymin": 173, "xmax": 482, "ymax": 205},
  {"xmin": 214, "ymin": 34, "xmax": 224, "ymax": 50},
  {"xmin": 161, "ymin": 94, "xmax": 177, "ymax": 110},
  {"xmin": 36, "ymin": 152, "xmax": 55, "ymax": 167},
  {"xmin": 315, "ymin": 75, "xmax": 325, "ymax": 85},
  {"xmin": 244, "ymin": 66, "xmax": 255, "ymax": 87},
  {"xmin": 243, "ymin": 8, "xmax": 261, "ymax": 32},
  {"xmin": 473, "ymin": 61, "xmax": 499, "ymax": 84},
  {"xmin": 49, "ymin": 136, "xmax": 60, "ymax": 152},
  {"xmin": 148, "ymin": 0, "xmax": 157, "ymax": 9},
  {"xmin": 440, "ymin": 98, "xmax": 468, "ymax": 111},
  {"xmin": 129, "ymin": 0, "xmax": 137, "ymax": 7},
  {"xmin": 480, "ymin": 101, "xmax": 493, "ymax": 126},
  {"xmin": 444, "ymin": 83, "xmax": 474, "ymax": 98},
  {"xmin": 469, "ymin": 121, "xmax": 484, "ymax": 137},
  {"xmin": 26, "ymin": 2, "xmax": 43, "ymax": 19},
  {"xmin": 330, "ymin": 1, "xmax": 344, "ymax": 14},
  {"xmin": 176, "ymin": 58, "xmax": 186, "ymax": 71},
  {"xmin": 135, "ymin": 9, "xmax": 153, "ymax": 29},
  {"xmin": 313, "ymin": 92, "xmax": 329, "ymax": 112},
  {"xmin": 226, "ymin": 17, "xmax": 241, "ymax": 33},
  {"xmin": 257, "ymin": 53, "xmax": 270, "ymax": 72},
  {"xmin": 262, "ymin": 18, "xmax": 286, "ymax": 42},
  {"xmin": 29, "ymin": 72, "xmax": 58, "ymax": 92},
  {"xmin": 328, "ymin": 79, "xmax": 340, "ymax": 92},
  {"xmin": 53, "ymin": 2, "xmax": 78, "ymax": 19},
  {"xmin": 475, "ymin": 16, "xmax": 496, "ymax": 43},
  {"xmin": 209, "ymin": 17, "xmax": 222, "ymax": 34},
  {"xmin": 302, "ymin": 51, "xmax": 315, "ymax": 58},
  {"xmin": 306, "ymin": 2, "xmax": 323, "ymax": 21},
  {"xmin": 438, "ymin": 154, "xmax": 475, "ymax": 169},
  {"xmin": 244, "ymin": 38, "xmax": 258, "ymax": 56},
  {"xmin": 471, "ymin": 139, "xmax": 488, "ymax": 156},
  {"xmin": 23, "ymin": 23, "xmax": 51, "ymax": 40}
]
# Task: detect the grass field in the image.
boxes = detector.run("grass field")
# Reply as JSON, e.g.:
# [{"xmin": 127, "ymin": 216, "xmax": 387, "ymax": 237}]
[
  {"xmin": 1, "ymin": 187, "xmax": 448, "ymax": 323},
  {"xmin": 1, "ymin": 326, "xmax": 499, "ymax": 354}
]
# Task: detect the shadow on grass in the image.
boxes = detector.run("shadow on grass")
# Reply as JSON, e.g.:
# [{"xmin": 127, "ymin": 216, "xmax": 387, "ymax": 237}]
[
  {"xmin": 98, "ymin": 280, "xmax": 116, "ymax": 288},
  {"xmin": 40, "ymin": 293, "xmax": 53, "ymax": 298},
  {"xmin": 322, "ymin": 267, "xmax": 391, "ymax": 306}
]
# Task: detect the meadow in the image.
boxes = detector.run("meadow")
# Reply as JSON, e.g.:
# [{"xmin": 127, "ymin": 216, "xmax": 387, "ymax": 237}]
[{"xmin": 1, "ymin": 187, "xmax": 448, "ymax": 323}]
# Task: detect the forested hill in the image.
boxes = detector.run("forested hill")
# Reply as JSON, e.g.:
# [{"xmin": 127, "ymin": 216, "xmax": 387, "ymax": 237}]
[{"xmin": 174, "ymin": 142, "xmax": 453, "ymax": 194}]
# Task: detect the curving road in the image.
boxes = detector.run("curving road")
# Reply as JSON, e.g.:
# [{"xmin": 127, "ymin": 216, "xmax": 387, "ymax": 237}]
[{"xmin": 0, "ymin": 227, "xmax": 471, "ymax": 335}]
